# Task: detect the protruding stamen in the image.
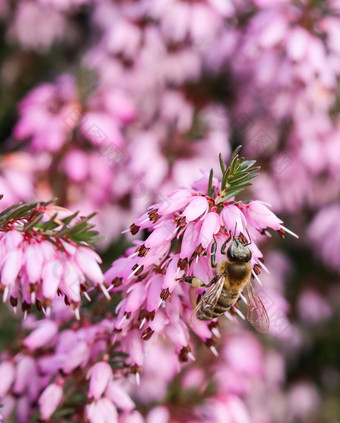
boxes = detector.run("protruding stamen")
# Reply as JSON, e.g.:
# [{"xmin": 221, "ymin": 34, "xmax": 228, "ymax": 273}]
[
  {"xmin": 158, "ymin": 299, "xmax": 163, "ymax": 308},
  {"xmin": 252, "ymin": 270, "xmax": 263, "ymax": 286},
  {"xmin": 140, "ymin": 217, "xmax": 150, "ymax": 226},
  {"xmin": 23, "ymin": 310, "xmax": 28, "ymax": 320},
  {"xmin": 83, "ymin": 291, "xmax": 91, "ymax": 302},
  {"xmin": 240, "ymin": 293, "xmax": 248, "ymax": 305},
  {"xmin": 100, "ymin": 284, "xmax": 111, "ymax": 300},
  {"xmin": 210, "ymin": 346, "xmax": 218, "ymax": 357},
  {"xmin": 74, "ymin": 308, "xmax": 80, "ymax": 320},
  {"xmin": 139, "ymin": 318, "xmax": 147, "ymax": 329},
  {"xmin": 225, "ymin": 311, "xmax": 234, "ymax": 321},
  {"xmin": 234, "ymin": 307, "xmax": 246, "ymax": 320},
  {"xmin": 160, "ymin": 259, "xmax": 169, "ymax": 270},
  {"xmin": 119, "ymin": 314, "xmax": 127, "ymax": 327},
  {"xmin": 258, "ymin": 260, "xmax": 270, "ymax": 274},
  {"xmin": 188, "ymin": 352, "xmax": 196, "ymax": 361},
  {"xmin": 13, "ymin": 306, "xmax": 17, "ymax": 314},
  {"xmin": 211, "ymin": 327, "xmax": 221, "ymax": 338},
  {"xmin": 280, "ymin": 225, "xmax": 299, "ymax": 239},
  {"xmin": 3, "ymin": 286, "xmax": 9, "ymax": 303},
  {"xmin": 128, "ymin": 265, "xmax": 142, "ymax": 280},
  {"xmin": 31, "ymin": 292, "xmax": 36, "ymax": 304},
  {"xmin": 135, "ymin": 372, "xmax": 140, "ymax": 386},
  {"xmin": 46, "ymin": 307, "xmax": 51, "ymax": 317}
]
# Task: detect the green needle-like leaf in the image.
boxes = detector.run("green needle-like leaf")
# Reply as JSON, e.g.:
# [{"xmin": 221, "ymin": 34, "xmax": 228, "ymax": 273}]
[
  {"xmin": 217, "ymin": 146, "xmax": 259, "ymax": 202},
  {"xmin": 39, "ymin": 213, "xmax": 59, "ymax": 230},
  {"xmin": 23, "ymin": 212, "xmax": 44, "ymax": 232},
  {"xmin": 207, "ymin": 168, "xmax": 214, "ymax": 197},
  {"xmin": 7, "ymin": 202, "xmax": 38, "ymax": 220},
  {"xmin": 219, "ymin": 153, "xmax": 225, "ymax": 174},
  {"xmin": 0, "ymin": 197, "xmax": 101, "ymax": 247},
  {"xmin": 61, "ymin": 211, "xmax": 79, "ymax": 225}
]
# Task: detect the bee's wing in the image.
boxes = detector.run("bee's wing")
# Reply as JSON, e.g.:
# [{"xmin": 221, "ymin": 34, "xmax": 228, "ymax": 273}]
[
  {"xmin": 244, "ymin": 279, "xmax": 270, "ymax": 334},
  {"xmin": 192, "ymin": 275, "xmax": 225, "ymax": 320}
]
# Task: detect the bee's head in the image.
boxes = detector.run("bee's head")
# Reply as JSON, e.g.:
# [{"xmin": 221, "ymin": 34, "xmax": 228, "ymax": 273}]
[{"xmin": 227, "ymin": 238, "xmax": 252, "ymax": 263}]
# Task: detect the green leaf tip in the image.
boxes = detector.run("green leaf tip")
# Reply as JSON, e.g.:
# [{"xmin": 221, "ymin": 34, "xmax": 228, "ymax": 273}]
[
  {"xmin": 216, "ymin": 145, "xmax": 259, "ymax": 203},
  {"xmin": 0, "ymin": 197, "xmax": 102, "ymax": 246},
  {"xmin": 207, "ymin": 168, "xmax": 214, "ymax": 197}
]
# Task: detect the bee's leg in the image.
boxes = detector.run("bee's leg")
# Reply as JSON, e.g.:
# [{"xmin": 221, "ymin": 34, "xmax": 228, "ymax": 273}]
[
  {"xmin": 206, "ymin": 275, "xmax": 219, "ymax": 287},
  {"xmin": 178, "ymin": 276, "xmax": 213, "ymax": 288},
  {"xmin": 211, "ymin": 239, "xmax": 217, "ymax": 268},
  {"xmin": 221, "ymin": 235, "xmax": 231, "ymax": 255},
  {"xmin": 177, "ymin": 275, "xmax": 219, "ymax": 289},
  {"xmin": 221, "ymin": 232, "xmax": 232, "ymax": 255},
  {"xmin": 177, "ymin": 276, "xmax": 206, "ymax": 287}
]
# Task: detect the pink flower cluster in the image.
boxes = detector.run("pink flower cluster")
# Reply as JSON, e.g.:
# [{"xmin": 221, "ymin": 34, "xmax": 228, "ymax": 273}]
[
  {"xmin": 231, "ymin": 0, "xmax": 340, "ymax": 215},
  {"xmin": 105, "ymin": 171, "xmax": 294, "ymax": 377},
  {"xmin": 0, "ymin": 203, "xmax": 107, "ymax": 318},
  {"xmin": 0, "ymin": 316, "xmax": 138, "ymax": 423},
  {"xmin": 0, "ymin": 0, "xmax": 337, "ymax": 421}
]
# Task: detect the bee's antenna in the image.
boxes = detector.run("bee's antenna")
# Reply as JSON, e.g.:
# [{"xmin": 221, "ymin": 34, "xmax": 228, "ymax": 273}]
[
  {"xmin": 233, "ymin": 222, "xmax": 238, "ymax": 240},
  {"xmin": 245, "ymin": 227, "xmax": 252, "ymax": 246}
]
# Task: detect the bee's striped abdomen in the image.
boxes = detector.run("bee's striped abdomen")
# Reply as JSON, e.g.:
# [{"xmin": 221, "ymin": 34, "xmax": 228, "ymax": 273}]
[{"xmin": 197, "ymin": 290, "xmax": 239, "ymax": 320}]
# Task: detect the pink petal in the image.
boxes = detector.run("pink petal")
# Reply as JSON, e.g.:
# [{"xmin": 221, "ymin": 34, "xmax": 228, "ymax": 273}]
[
  {"xmin": 62, "ymin": 261, "xmax": 84, "ymax": 302},
  {"xmin": 189, "ymin": 256, "xmax": 212, "ymax": 282},
  {"xmin": 39, "ymin": 240, "xmax": 55, "ymax": 261},
  {"xmin": 105, "ymin": 380, "xmax": 135, "ymax": 411},
  {"xmin": 149, "ymin": 312, "xmax": 169, "ymax": 333},
  {"xmin": 4, "ymin": 230, "xmax": 23, "ymax": 250},
  {"xmin": 220, "ymin": 204, "xmax": 247, "ymax": 235},
  {"xmin": 144, "ymin": 220, "xmax": 176, "ymax": 248},
  {"xmin": 124, "ymin": 330, "xmax": 144, "ymax": 366},
  {"xmin": 158, "ymin": 189, "xmax": 193, "ymax": 214},
  {"xmin": 146, "ymin": 275, "xmax": 163, "ymax": 311},
  {"xmin": 75, "ymin": 247, "xmax": 104, "ymax": 285},
  {"xmin": 183, "ymin": 196, "xmax": 209, "ymax": 222},
  {"xmin": 162, "ymin": 257, "xmax": 182, "ymax": 293},
  {"xmin": 62, "ymin": 341, "xmax": 89, "ymax": 373},
  {"xmin": 138, "ymin": 242, "xmax": 171, "ymax": 268},
  {"xmin": 97, "ymin": 398, "xmax": 118, "ymax": 423},
  {"xmin": 0, "ymin": 362, "xmax": 15, "ymax": 397},
  {"xmin": 64, "ymin": 149, "xmax": 88, "ymax": 182},
  {"xmin": 208, "ymin": 0, "xmax": 234, "ymax": 16},
  {"xmin": 245, "ymin": 201, "xmax": 283, "ymax": 231},
  {"xmin": 25, "ymin": 244, "xmax": 43, "ymax": 283},
  {"xmin": 190, "ymin": 317, "xmax": 212, "ymax": 340},
  {"xmin": 13, "ymin": 356, "xmax": 37, "ymax": 395},
  {"xmin": 87, "ymin": 362, "xmax": 113, "ymax": 400},
  {"xmin": 165, "ymin": 320, "xmax": 189, "ymax": 350},
  {"xmin": 42, "ymin": 260, "xmax": 62, "ymax": 299},
  {"xmin": 86, "ymin": 402, "xmax": 106, "ymax": 423},
  {"xmin": 118, "ymin": 410, "xmax": 144, "ymax": 423},
  {"xmin": 39, "ymin": 384, "xmax": 63, "ymax": 420},
  {"xmin": 227, "ymin": 395, "xmax": 252, "ymax": 423},
  {"xmin": 1, "ymin": 249, "xmax": 23, "ymax": 287},
  {"xmin": 259, "ymin": 14, "xmax": 287, "ymax": 48},
  {"xmin": 125, "ymin": 284, "xmax": 147, "ymax": 312},
  {"xmin": 287, "ymin": 27, "xmax": 309, "ymax": 61},
  {"xmin": 147, "ymin": 406, "xmax": 170, "ymax": 423},
  {"xmin": 180, "ymin": 221, "xmax": 201, "ymax": 259},
  {"xmin": 23, "ymin": 320, "xmax": 58, "ymax": 350},
  {"xmin": 199, "ymin": 212, "xmax": 220, "ymax": 248}
]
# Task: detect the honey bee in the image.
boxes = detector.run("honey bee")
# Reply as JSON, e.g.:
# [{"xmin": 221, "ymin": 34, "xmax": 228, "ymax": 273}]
[{"xmin": 180, "ymin": 236, "xmax": 270, "ymax": 334}]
